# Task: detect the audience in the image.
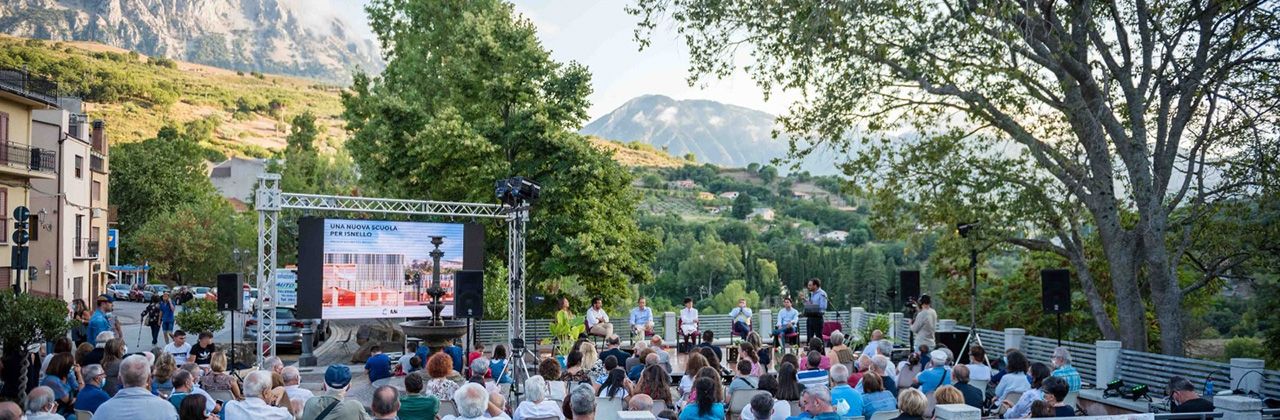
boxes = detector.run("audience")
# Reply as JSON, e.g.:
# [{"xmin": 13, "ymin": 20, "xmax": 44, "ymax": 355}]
[
  {"xmin": 746, "ymin": 332, "xmax": 771, "ymax": 371},
  {"xmin": 1168, "ymin": 376, "xmax": 1215, "ymax": 413},
  {"xmin": 492, "ymin": 345, "xmax": 514, "ymax": 384},
  {"xmin": 697, "ymin": 331, "xmax": 723, "ymax": 362},
  {"xmin": 802, "ymin": 339, "xmax": 832, "ymax": 370},
  {"xmin": 739, "ymin": 342, "xmax": 763, "ymax": 376},
  {"xmin": 680, "ymin": 377, "xmax": 725, "ymax": 420},
  {"xmin": 0, "ymin": 401, "xmax": 21, "ymax": 420},
  {"xmin": 628, "ymin": 394, "xmax": 654, "ymax": 412},
  {"xmin": 366, "ymin": 345, "xmax": 393, "ymax": 383},
  {"xmin": 892, "ymin": 388, "xmax": 927, "ymax": 420},
  {"xmin": 855, "ymin": 354, "xmax": 898, "ymax": 398},
  {"xmin": 199, "ymin": 351, "xmax": 243, "ymax": 401},
  {"xmin": 301, "ymin": 365, "xmax": 369, "ymax": 420},
  {"xmin": 679, "ymin": 353, "xmax": 710, "ymax": 397},
  {"xmin": 446, "ymin": 382, "xmax": 510, "ymax": 420},
  {"xmin": 423, "ymin": 352, "xmax": 462, "ymax": 401},
  {"xmin": 75, "ymin": 363, "xmax": 111, "ymax": 413},
  {"xmin": 797, "ymin": 351, "xmax": 830, "ymax": 389},
  {"xmin": 1050, "ymin": 347, "xmax": 1082, "ymax": 392},
  {"xmin": 281, "ymin": 365, "xmax": 315, "ymax": 403},
  {"xmin": 635, "ymin": 364, "xmax": 675, "ymax": 407},
  {"xmin": 599, "ymin": 367, "xmax": 630, "ymax": 400},
  {"xmin": 153, "ymin": 352, "xmax": 178, "ymax": 397},
  {"xmin": 562, "ymin": 351, "xmax": 592, "ymax": 384},
  {"xmin": 741, "ymin": 387, "xmax": 789, "ymax": 420},
  {"xmin": 569, "ymin": 383, "xmax": 596, "ymax": 420},
  {"xmin": 727, "ymin": 359, "xmax": 759, "ymax": 396},
  {"xmin": 1043, "ymin": 376, "xmax": 1075, "ymax": 417},
  {"xmin": 178, "ymin": 363, "xmax": 219, "ymax": 415},
  {"xmin": 516, "ymin": 376, "xmax": 565, "ymax": 420},
  {"xmin": 797, "ymin": 386, "xmax": 839, "ymax": 420},
  {"xmin": 1005, "ymin": 362, "xmax": 1052, "ymax": 419},
  {"xmin": 916, "ymin": 350, "xmax": 951, "ymax": 395},
  {"xmin": 650, "ymin": 335, "xmax": 673, "ymax": 371},
  {"xmin": 169, "ymin": 370, "xmax": 195, "ymax": 409},
  {"xmin": 965, "ymin": 345, "xmax": 992, "ymax": 382},
  {"xmin": 934, "ymin": 385, "xmax": 964, "ymax": 406},
  {"xmin": 39, "ymin": 352, "xmax": 77, "ymax": 410},
  {"xmin": 828, "ymin": 363, "xmax": 863, "ymax": 416},
  {"xmin": 860, "ymin": 371, "xmax": 897, "ymax": 418},
  {"xmin": 1030, "ymin": 400, "xmax": 1055, "ymax": 418},
  {"xmin": 580, "ymin": 342, "xmax": 606, "ymax": 379},
  {"xmin": 25, "ymin": 386, "xmax": 62, "ymax": 420},
  {"xmin": 223, "ymin": 370, "xmax": 290, "ymax": 420},
  {"xmin": 993, "ymin": 350, "xmax": 1031, "ymax": 403},
  {"xmin": 178, "ymin": 393, "xmax": 216, "ymax": 420},
  {"xmin": 950, "ymin": 364, "xmax": 984, "ymax": 410},
  {"xmin": 774, "ymin": 363, "xmax": 804, "ymax": 402},
  {"xmin": 400, "ymin": 372, "xmax": 440, "ymax": 419},
  {"xmin": 94, "ymin": 354, "xmax": 179, "ymax": 420},
  {"xmin": 896, "ymin": 353, "xmax": 922, "ymax": 391},
  {"xmin": 370, "ymin": 385, "xmax": 400, "ymax": 420},
  {"xmin": 101, "ymin": 338, "xmax": 127, "ymax": 396}
]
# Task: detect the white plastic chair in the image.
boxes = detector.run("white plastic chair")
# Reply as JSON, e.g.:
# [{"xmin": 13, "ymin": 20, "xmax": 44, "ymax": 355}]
[
  {"xmin": 728, "ymin": 390, "xmax": 771, "ymax": 419},
  {"xmin": 869, "ymin": 410, "xmax": 900, "ymax": 420},
  {"xmin": 596, "ymin": 397, "xmax": 625, "ymax": 420}
]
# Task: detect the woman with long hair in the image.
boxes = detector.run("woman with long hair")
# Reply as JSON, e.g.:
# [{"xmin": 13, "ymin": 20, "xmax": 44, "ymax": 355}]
[
  {"xmin": 1004, "ymin": 362, "xmax": 1053, "ymax": 418},
  {"xmin": 579, "ymin": 342, "xmax": 605, "ymax": 379},
  {"xmin": 599, "ymin": 367, "xmax": 630, "ymax": 400},
  {"xmin": 679, "ymin": 377, "xmax": 725, "ymax": 420},
  {"xmin": 688, "ymin": 366, "xmax": 723, "ymax": 405},
  {"xmin": 994, "ymin": 350, "xmax": 1031, "ymax": 402},
  {"xmin": 179, "ymin": 393, "xmax": 218, "ymax": 420},
  {"xmin": 71, "ymin": 299, "xmax": 90, "ymax": 344},
  {"xmin": 679, "ymin": 353, "xmax": 709, "ymax": 398},
  {"xmin": 101, "ymin": 338, "xmax": 126, "ymax": 396},
  {"xmin": 746, "ymin": 331, "xmax": 771, "ymax": 371},
  {"xmin": 41, "ymin": 352, "xmax": 78, "ymax": 413},
  {"xmin": 142, "ymin": 295, "xmax": 163, "ymax": 345},
  {"xmin": 774, "ymin": 363, "xmax": 804, "ymax": 402},
  {"xmin": 152, "ymin": 351, "xmax": 178, "ymax": 397},
  {"xmin": 738, "ymin": 342, "xmax": 762, "ymax": 376},
  {"xmin": 635, "ymin": 364, "xmax": 674, "ymax": 407},
  {"xmin": 491, "ymin": 344, "xmax": 513, "ymax": 383},
  {"xmin": 561, "ymin": 351, "xmax": 593, "ymax": 384}
]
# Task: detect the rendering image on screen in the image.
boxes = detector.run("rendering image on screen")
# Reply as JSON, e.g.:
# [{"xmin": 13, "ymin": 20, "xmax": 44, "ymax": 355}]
[{"xmin": 321, "ymin": 219, "xmax": 465, "ymax": 319}]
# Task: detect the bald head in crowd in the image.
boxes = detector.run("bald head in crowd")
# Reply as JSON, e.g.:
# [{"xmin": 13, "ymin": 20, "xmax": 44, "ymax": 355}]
[
  {"xmin": 0, "ymin": 401, "xmax": 19, "ymax": 420},
  {"xmin": 629, "ymin": 394, "xmax": 654, "ymax": 411},
  {"xmin": 953, "ymin": 364, "xmax": 971, "ymax": 382}
]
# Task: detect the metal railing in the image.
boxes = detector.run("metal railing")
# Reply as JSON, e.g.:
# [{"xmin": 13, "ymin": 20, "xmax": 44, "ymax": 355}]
[
  {"xmin": 74, "ymin": 237, "xmax": 99, "ymax": 259},
  {"xmin": 0, "ymin": 68, "xmax": 58, "ymax": 105},
  {"xmin": 0, "ymin": 142, "xmax": 56, "ymax": 173}
]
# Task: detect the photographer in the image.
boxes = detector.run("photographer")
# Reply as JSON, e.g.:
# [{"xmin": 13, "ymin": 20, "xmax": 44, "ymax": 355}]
[{"xmin": 908, "ymin": 295, "xmax": 937, "ymax": 348}]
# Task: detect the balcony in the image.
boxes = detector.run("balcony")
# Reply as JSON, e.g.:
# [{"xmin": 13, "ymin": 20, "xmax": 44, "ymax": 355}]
[
  {"xmin": 75, "ymin": 237, "xmax": 99, "ymax": 260},
  {"xmin": 90, "ymin": 153, "xmax": 105, "ymax": 173},
  {"xmin": 0, "ymin": 142, "xmax": 56, "ymax": 174},
  {"xmin": 0, "ymin": 68, "xmax": 59, "ymax": 107}
]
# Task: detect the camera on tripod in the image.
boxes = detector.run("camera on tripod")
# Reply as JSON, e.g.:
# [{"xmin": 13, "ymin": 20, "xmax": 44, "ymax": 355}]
[{"xmin": 904, "ymin": 296, "xmax": 920, "ymax": 320}]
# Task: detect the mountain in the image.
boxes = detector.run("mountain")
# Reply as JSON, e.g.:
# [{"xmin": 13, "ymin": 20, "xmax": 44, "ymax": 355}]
[{"xmin": 0, "ymin": 0, "xmax": 382, "ymax": 83}]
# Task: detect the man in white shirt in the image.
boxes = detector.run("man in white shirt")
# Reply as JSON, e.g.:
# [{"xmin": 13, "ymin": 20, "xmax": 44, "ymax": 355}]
[
  {"xmin": 164, "ymin": 330, "xmax": 193, "ymax": 365},
  {"xmin": 445, "ymin": 383, "xmax": 512, "ymax": 420},
  {"xmin": 224, "ymin": 370, "xmax": 292, "ymax": 420},
  {"xmin": 586, "ymin": 297, "xmax": 614, "ymax": 338},
  {"xmin": 513, "ymin": 376, "xmax": 564, "ymax": 420},
  {"xmin": 282, "ymin": 366, "xmax": 314, "ymax": 402},
  {"xmin": 860, "ymin": 330, "xmax": 888, "ymax": 358},
  {"xmin": 729, "ymin": 298, "xmax": 753, "ymax": 339},
  {"xmin": 628, "ymin": 298, "xmax": 655, "ymax": 339},
  {"xmin": 679, "ymin": 297, "xmax": 699, "ymax": 347}
]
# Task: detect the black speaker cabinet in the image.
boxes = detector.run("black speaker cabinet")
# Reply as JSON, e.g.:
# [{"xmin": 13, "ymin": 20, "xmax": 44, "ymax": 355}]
[
  {"xmin": 936, "ymin": 331, "xmax": 970, "ymax": 364},
  {"xmin": 217, "ymin": 273, "xmax": 242, "ymax": 311},
  {"xmin": 899, "ymin": 270, "xmax": 921, "ymax": 305},
  {"xmin": 454, "ymin": 270, "xmax": 484, "ymax": 319},
  {"xmin": 1041, "ymin": 269, "xmax": 1071, "ymax": 314}
]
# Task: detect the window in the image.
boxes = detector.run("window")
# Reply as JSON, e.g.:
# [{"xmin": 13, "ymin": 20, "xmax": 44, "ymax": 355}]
[
  {"xmin": 28, "ymin": 215, "xmax": 37, "ymax": 242},
  {"xmin": 91, "ymin": 181, "xmax": 101, "ymax": 201},
  {"xmin": 75, "ymin": 155, "xmax": 83, "ymax": 178},
  {"xmin": 75, "ymin": 215, "xmax": 83, "ymax": 257},
  {"xmin": 0, "ymin": 189, "xmax": 7, "ymax": 243}
]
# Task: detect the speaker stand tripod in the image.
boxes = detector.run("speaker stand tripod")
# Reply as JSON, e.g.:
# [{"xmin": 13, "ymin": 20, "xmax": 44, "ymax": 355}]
[
  {"xmin": 503, "ymin": 344, "xmax": 535, "ymax": 409},
  {"xmin": 957, "ymin": 247, "xmax": 983, "ymax": 363}
]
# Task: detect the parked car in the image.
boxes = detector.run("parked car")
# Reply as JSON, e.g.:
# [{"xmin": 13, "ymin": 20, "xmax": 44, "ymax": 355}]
[
  {"xmin": 243, "ymin": 307, "xmax": 326, "ymax": 347},
  {"xmin": 129, "ymin": 286, "xmax": 152, "ymax": 302},
  {"xmin": 145, "ymin": 284, "xmax": 170, "ymax": 298},
  {"xmin": 107, "ymin": 284, "xmax": 131, "ymax": 301},
  {"xmin": 192, "ymin": 287, "xmax": 210, "ymax": 301}
]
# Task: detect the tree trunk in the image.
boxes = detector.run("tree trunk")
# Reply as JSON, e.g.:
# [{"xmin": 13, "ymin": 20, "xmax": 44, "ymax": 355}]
[
  {"xmin": 1094, "ymin": 223, "xmax": 1149, "ymax": 351},
  {"xmin": 1142, "ymin": 220, "xmax": 1186, "ymax": 355}
]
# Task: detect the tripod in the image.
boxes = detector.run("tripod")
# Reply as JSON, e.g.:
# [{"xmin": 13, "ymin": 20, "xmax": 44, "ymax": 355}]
[
  {"xmin": 957, "ymin": 246, "xmax": 984, "ymax": 363},
  {"xmin": 502, "ymin": 339, "xmax": 536, "ymax": 408}
]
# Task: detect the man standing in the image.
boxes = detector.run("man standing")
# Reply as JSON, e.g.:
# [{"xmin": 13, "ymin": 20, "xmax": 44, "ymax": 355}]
[
  {"xmin": 165, "ymin": 330, "xmax": 193, "ymax": 365},
  {"xmin": 774, "ymin": 298, "xmax": 799, "ymax": 346},
  {"xmin": 629, "ymin": 298, "xmax": 655, "ymax": 339},
  {"xmin": 160, "ymin": 292, "xmax": 177, "ymax": 344},
  {"xmin": 729, "ymin": 298, "xmax": 753, "ymax": 340},
  {"xmin": 366, "ymin": 345, "xmax": 393, "ymax": 383},
  {"xmin": 909, "ymin": 295, "xmax": 937, "ymax": 348},
  {"xmin": 88, "ymin": 296, "xmax": 114, "ymax": 346},
  {"xmin": 805, "ymin": 279, "xmax": 828, "ymax": 342},
  {"xmin": 586, "ymin": 297, "xmax": 614, "ymax": 339}
]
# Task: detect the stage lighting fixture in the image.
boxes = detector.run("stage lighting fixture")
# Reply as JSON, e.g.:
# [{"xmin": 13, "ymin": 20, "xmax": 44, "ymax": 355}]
[
  {"xmin": 496, "ymin": 177, "xmax": 541, "ymax": 206},
  {"xmin": 1122, "ymin": 384, "xmax": 1150, "ymax": 401},
  {"xmin": 1105, "ymin": 379, "xmax": 1127, "ymax": 398}
]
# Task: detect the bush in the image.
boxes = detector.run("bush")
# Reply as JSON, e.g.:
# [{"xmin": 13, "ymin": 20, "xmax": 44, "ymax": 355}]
[
  {"xmin": 1225, "ymin": 336, "xmax": 1265, "ymax": 360},
  {"xmin": 0, "ymin": 292, "xmax": 73, "ymax": 354},
  {"xmin": 175, "ymin": 299, "xmax": 225, "ymax": 336}
]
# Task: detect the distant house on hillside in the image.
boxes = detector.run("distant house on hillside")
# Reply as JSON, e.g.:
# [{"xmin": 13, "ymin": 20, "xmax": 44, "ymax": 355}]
[
  {"xmin": 698, "ymin": 192, "xmax": 717, "ymax": 201},
  {"xmin": 209, "ymin": 157, "xmax": 270, "ymax": 202},
  {"xmin": 719, "ymin": 191, "xmax": 741, "ymax": 200},
  {"xmin": 669, "ymin": 179, "xmax": 698, "ymax": 189},
  {"xmin": 816, "ymin": 230, "xmax": 850, "ymax": 243},
  {"xmin": 792, "ymin": 191, "xmax": 813, "ymax": 200},
  {"xmin": 749, "ymin": 208, "xmax": 776, "ymax": 221}
]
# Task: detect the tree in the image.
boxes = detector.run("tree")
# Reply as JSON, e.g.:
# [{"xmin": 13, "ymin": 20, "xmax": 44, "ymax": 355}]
[
  {"xmin": 0, "ymin": 291, "xmax": 72, "ymax": 401},
  {"xmin": 131, "ymin": 199, "xmax": 254, "ymax": 285},
  {"xmin": 268, "ymin": 112, "xmax": 358, "ymax": 265},
  {"xmin": 633, "ymin": 0, "xmax": 1280, "ymax": 355},
  {"xmin": 702, "ymin": 280, "xmax": 760, "ymax": 314},
  {"xmin": 345, "ymin": 0, "xmax": 656, "ymax": 312},
  {"xmin": 677, "ymin": 237, "xmax": 745, "ymax": 300},
  {"xmin": 747, "ymin": 163, "xmax": 761, "ymax": 173},
  {"xmin": 732, "ymin": 193, "xmax": 754, "ymax": 219},
  {"xmin": 110, "ymin": 124, "xmax": 220, "ymax": 260},
  {"xmin": 175, "ymin": 299, "xmax": 226, "ymax": 335},
  {"xmin": 758, "ymin": 165, "xmax": 778, "ymax": 185}
]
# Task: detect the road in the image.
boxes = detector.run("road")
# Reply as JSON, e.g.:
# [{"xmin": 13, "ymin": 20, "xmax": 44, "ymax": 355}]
[{"xmin": 110, "ymin": 300, "xmax": 250, "ymax": 353}]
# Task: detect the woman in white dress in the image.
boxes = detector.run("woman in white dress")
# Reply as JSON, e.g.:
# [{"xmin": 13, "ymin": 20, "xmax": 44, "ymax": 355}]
[{"xmin": 679, "ymin": 298, "xmax": 699, "ymax": 348}]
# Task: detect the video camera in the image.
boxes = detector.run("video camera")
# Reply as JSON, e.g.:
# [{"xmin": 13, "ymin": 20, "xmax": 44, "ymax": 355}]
[{"xmin": 904, "ymin": 296, "xmax": 920, "ymax": 320}]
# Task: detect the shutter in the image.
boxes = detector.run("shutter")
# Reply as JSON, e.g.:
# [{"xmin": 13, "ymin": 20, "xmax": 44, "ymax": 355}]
[{"xmin": 0, "ymin": 112, "xmax": 8, "ymax": 142}]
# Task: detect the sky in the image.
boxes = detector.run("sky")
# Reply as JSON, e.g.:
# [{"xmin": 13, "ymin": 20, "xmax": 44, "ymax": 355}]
[{"xmin": 321, "ymin": 0, "xmax": 799, "ymax": 122}]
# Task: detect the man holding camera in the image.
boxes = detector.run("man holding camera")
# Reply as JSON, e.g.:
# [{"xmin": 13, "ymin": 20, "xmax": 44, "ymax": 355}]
[{"xmin": 909, "ymin": 295, "xmax": 937, "ymax": 348}]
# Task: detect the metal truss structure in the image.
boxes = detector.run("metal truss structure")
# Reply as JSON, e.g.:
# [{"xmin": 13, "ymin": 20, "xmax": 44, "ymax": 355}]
[{"xmin": 254, "ymin": 174, "xmax": 523, "ymax": 367}]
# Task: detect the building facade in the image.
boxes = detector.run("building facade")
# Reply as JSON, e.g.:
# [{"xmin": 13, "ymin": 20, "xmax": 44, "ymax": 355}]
[
  {"xmin": 0, "ymin": 68, "xmax": 61, "ymax": 293},
  {"xmin": 30, "ymin": 103, "xmax": 110, "ymax": 303}
]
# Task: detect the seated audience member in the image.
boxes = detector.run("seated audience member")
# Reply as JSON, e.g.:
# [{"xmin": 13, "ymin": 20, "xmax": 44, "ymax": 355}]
[
  {"xmin": 892, "ymin": 388, "xmax": 927, "ymax": 420},
  {"xmin": 801, "ymin": 339, "xmax": 832, "ymax": 370},
  {"xmin": 860, "ymin": 372, "xmax": 897, "ymax": 418},
  {"xmin": 993, "ymin": 350, "xmax": 1031, "ymax": 403},
  {"xmin": 168, "ymin": 370, "xmax": 196, "ymax": 409},
  {"xmin": 94, "ymin": 355, "xmax": 179, "ymax": 420},
  {"xmin": 828, "ymin": 363, "xmax": 863, "ymax": 417},
  {"xmin": 856, "ymin": 355, "xmax": 899, "ymax": 397},
  {"xmin": 400, "ymin": 372, "xmax": 440, "ymax": 420},
  {"xmin": 747, "ymin": 332, "xmax": 772, "ymax": 372},
  {"xmin": 933, "ymin": 385, "xmax": 965, "ymax": 411},
  {"xmin": 1168, "ymin": 376, "xmax": 1215, "ymax": 414},
  {"xmin": 282, "ymin": 366, "xmax": 314, "ymax": 402},
  {"xmin": 625, "ymin": 344, "xmax": 647, "ymax": 372},
  {"xmin": 774, "ymin": 363, "xmax": 805, "ymax": 402},
  {"xmin": 628, "ymin": 394, "xmax": 655, "ymax": 412},
  {"xmin": 569, "ymin": 383, "xmax": 596, "ymax": 420},
  {"xmin": 950, "ymin": 364, "xmax": 984, "ymax": 410},
  {"xmin": 657, "ymin": 410, "xmax": 678, "ymax": 420},
  {"xmin": 301, "ymin": 365, "xmax": 370, "ymax": 420},
  {"xmin": 365, "ymin": 345, "xmax": 393, "ymax": 383},
  {"xmin": 400, "ymin": 342, "xmax": 419, "ymax": 373},
  {"xmin": 635, "ymin": 364, "xmax": 675, "ymax": 408},
  {"xmin": 470, "ymin": 358, "xmax": 491, "ymax": 385},
  {"xmin": 199, "ymin": 352, "xmax": 243, "ymax": 401},
  {"xmin": 75, "ymin": 364, "xmax": 111, "ymax": 413},
  {"xmin": 179, "ymin": 393, "xmax": 216, "ymax": 420},
  {"xmin": 601, "ymin": 338, "xmax": 631, "ymax": 372},
  {"xmin": 679, "ymin": 377, "xmax": 726, "ymax": 420},
  {"xmin": 795, "ymin": 386, "xmax": 840, "ymax": 420},
  {"xmin": 1050, "ymin": 347, "xmax": 1082, "ymax": 393},
  {"xmin": 696, "ymin": 331, "xmax": 723, "ymax": 362},
  {"xmin": 491, "ymin": 345, "xmax": 514, "ymax": 384},
  {"xmin": 629, "ymin": 351, "xmax": 659, "ymax": 382},
  {"xmin": 1030, "ymin": 400, "xmax": 1055, "ymax": 418},
  {"xmin": 370, "ymin": 386, "xmax": 400, "ymax": 420},
  {"xmin": 860, "ymin": 330, "xmax": 888, "ymax": 358},
  {"xmin": 742, "ymin": 391, "xmax": 789, "ymax": 420},
  {"xmin": 1004, "ymin": 362, "xmax": 1052, "ymax": 419},
  {"xmin": 649, "ymin": 335, "xmax": 673, "ymax": 371},
  {"xmin": 797, "ymin": 351, "xmax": 830, "ymax": 389},
  {"xmin": 1042, "ymin": 376, "xmax": 1075, "ymax": 417},
  {"xmin": 679, "ymin": 353, "xmax": 710, "ymax": 397},
  {"xmin": 598, "ymin": 368, "xmax": 630, "ymax": 399},
  {"xmin": 0, "ymin": 402, "xmax": 18, "ymax": 420},
  {"xmin": 897, "ymin": 353, "xmax": 922, "ymax": 391},
  {"xmin": 424, "ymin": 352, "xmax": 462, "ymax": 401},
  {"xmin": 728, "ymin": 359, "xmax": 760, "ymax": 396},
  {"xmin": 25, "ymin": 386, "xmax": 62, "ymax": 420},
  {"xmin": 562, "ymin": 351, "xmax": 593, "ymax": 385},
  {"xmin": 740, "ymin": 342, "xmax": 764, "ymax": 376},
  {"xmin": 446, "ymin": 383, "xmax": 511, "ymax": 420},
  {"xmin": 224, "ymin": 370, "xmax": 291, "ymax": 420},
  {"xmin": 965, "ymin": 345, "xmax": 993, "ymax": 382},
  {"xmin": 916, "ymin": 350, "xmax": 951, "ymax": 394}
]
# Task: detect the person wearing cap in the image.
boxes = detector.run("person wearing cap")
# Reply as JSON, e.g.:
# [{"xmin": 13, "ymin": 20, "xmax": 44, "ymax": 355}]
[
  {"xmin": 915, "ymin": 350, "xmax": 951, "ymax": 395},
  {"xmin": 88, "ymin": 295, "xmax": 114, "ymax": 346},
  {"xmin": 301, "ymin": 365, "xmax": 372, "ymax": 420}
]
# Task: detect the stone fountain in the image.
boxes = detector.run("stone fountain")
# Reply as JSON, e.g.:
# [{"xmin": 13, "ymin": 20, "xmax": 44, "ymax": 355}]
[{"xmin": 399, "ymin": 236, "xmax": 469, "ymax": 349}]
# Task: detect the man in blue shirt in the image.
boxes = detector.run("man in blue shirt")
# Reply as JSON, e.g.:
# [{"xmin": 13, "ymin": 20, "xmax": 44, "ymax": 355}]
[
  {"xmin": 1051, "ymin": 346, "xmax": 1082, "ymax": 392},
  {"xmin": 828, "ymin": 364, "xmax": 864, "ymax": 417},
  {"xmin": 729, "ymin": 298, "xmax": 753, "ymax": 339},
  {"xmin": 788, "ymin": 386, "xmax": 841, "ymax": 420},
  {"xmin": 75, "ymin": 364, "xmax": 111, "ymax": 413},
  {"xmin": 804, "ymin": 278, "xmax": 829, "ymax": 342},
  {"xmin": 88, "ymin": 296, "xmax": 114, "ymax": 346},
  {"xmin": 160, "ymin": 292, "xmax": 176, "ymax": 344},
  {"xmin": 629, "ymin": 297, "xmax": 655, "ymax": 339},
  {"xmin": 917, "ymin": 350, "xmax": 951, "ymax": 394},
  {"xmin": 365, "ymin": 345, "xmax": 393, "ymax": 383},
  {"xmin": 774, "ymin": 298, "xmax": 800, "ymax": 346},
  {"xmin": 94, "ymin": 355, "xmax": 179, "ymax": 420}
]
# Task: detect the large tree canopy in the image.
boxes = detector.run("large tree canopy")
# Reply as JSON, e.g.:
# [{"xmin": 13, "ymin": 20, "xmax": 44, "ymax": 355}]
[
  {"xmin": 345, "ymin": 0, "xmax": 656, "ymax": 311},
  {"xmin": 632, "ymin": 0, "xmax": 1280, "ymax": 354}
]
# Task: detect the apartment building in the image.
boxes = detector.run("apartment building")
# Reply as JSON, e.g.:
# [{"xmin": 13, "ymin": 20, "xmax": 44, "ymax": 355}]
[{"xmin": 0, "ymin": 68, "xmax": 60, "ymax": 293}]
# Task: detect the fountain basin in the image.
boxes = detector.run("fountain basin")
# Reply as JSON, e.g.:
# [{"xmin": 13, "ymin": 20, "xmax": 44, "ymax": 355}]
[{"xmin": 400, "ymin": 319, "xmax": 469, "ymax": 349}]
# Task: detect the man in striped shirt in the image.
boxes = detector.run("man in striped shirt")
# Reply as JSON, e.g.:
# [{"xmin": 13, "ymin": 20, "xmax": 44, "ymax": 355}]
[
  {"xmin": 797, "ymin": 351, "xmax": 830, "ymax": 389},
  {"xmin": 1051, "ymin": 347, "xmax": 1082, "ymax": 392}
]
